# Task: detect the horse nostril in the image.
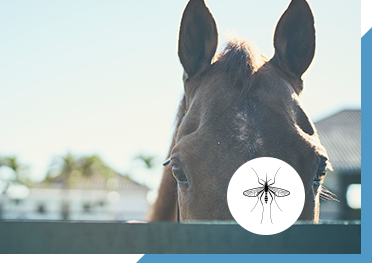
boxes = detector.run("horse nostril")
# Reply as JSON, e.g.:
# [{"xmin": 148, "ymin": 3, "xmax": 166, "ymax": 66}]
[{"xmin": 172, "ymin": 165, "xmax": 188, "ymax": 184}]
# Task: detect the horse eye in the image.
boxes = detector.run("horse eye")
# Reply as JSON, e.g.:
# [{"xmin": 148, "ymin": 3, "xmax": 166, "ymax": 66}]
[
  {"xmin": 313, "ymin": 157, "xmax": 328, "ymax": 189},
  {"xmin": 172, "ymin": 165, "xmax": 188, "ymax": 184}
]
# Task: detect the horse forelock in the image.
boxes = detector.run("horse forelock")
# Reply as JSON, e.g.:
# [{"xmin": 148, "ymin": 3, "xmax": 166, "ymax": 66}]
[
  {"xmin": 213, "ymin": 39, "xmax": 266, "ymax": 96},
  {"xmin": 215, "ymin": 39, "xmax": 265, "ymax": 71}
]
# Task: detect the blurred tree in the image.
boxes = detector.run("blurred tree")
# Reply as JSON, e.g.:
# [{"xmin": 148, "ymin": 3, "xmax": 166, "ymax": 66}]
[
  {"xmin": 46, "ymin": 152, "xmax": 79, "ymax": 220},
  {"xmin": 0, "ymin": 156, "xmax": 31, "ymax": 219},
  {"xmin": 0, "ymin": 156, "xmax": 31, "ymax": 190},
  {"xmin": 45, "ymin": 152, "xmax": 120, "ymax": 220},
  {"xmin": 46, "ymin": 153, "xmax": 118, "ymax": 188},
  {"xmin": 0, "ymin": 157, "xmax": 7, "ymax": 195},
  {"xmin": 78, "ymin": 155, "xmax": 115, "ymax": 179},
  {"xmin": 133, "ymin": 153, "xmax": 160, "ymax": 193},
  {"xmin": 2, "ymin": 157, "xmax": 31, "ymax": 186},
  {"xmin": 135, "ymin": 154, "xmax": 156, "ymax": 169},
  {"xmin": 46, "ymin": 152, "xmax": 79, "ymax": 190}
]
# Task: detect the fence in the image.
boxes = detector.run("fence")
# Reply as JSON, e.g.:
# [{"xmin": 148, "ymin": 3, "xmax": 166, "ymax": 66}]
[{"xmin": 0, "ymin": 220, "xmax": 360, "ymax": 254}]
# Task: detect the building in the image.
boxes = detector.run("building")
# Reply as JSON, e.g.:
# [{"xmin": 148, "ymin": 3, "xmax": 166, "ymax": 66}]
[
  {"xmin": 0, "ymin": 172, "xmax": 149, "ymax": 221},
  {"xmin": 316, "ymin": 109, "xmax": 361, "ymax": 221}
]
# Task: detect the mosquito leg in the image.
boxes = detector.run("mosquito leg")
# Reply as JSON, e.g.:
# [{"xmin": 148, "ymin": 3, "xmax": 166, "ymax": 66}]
[
  {"xmin": 259, "ymin": 191, "xmax": 265, "ymax": 224},
  {"xmin": 269, "ymin": 167, "xmax": 281, "ymax": 186},
  {"xmin": 268, "ymin": 191, "xmax": 274, "ymax": 224},
  {"xmin": 269, "ymin": 189, "xmax": 283, "ymax": 212},
  {"xmin": 274, "ymin": 197, "xmax": 282, "ymax": 212},
  {"xmin": 251, "ymin": 168, "xmax": 264, "ymax": 186},
  {"xmin": 250, "ymin": 190, "xmax": 263, "ymax": 212}
]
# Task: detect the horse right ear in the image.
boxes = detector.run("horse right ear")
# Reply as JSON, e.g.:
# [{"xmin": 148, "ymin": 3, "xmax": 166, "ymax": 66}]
[
  {"xmin": 178, "ymin": 0, "xmax": 218, "ymax": 78},
  {"xmin": 273, "ymin": 0, "xmax": 315, "ymax": 79}
]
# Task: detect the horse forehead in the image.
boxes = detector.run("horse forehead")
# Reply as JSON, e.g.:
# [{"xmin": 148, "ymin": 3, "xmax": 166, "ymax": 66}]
[
  {"xmin": 190, "ymin": 63, "xmax": 300, "ymax": 128},
  {"xmin": 189, "ymin": 75, "xmax": 236, "ymax": 114},
  {"xmin": 256, "ymin": 67, "xmax": 297, "ymax": 97}
]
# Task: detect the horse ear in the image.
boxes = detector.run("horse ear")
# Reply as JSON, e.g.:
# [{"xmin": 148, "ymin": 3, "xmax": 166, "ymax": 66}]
[
  {"xmin": 273, "ymin": 0, "xmax": 315, "ymax": 78},
  {"xmin": 178, "ymin": 0, "xmax": 218, "ymax": 78}
]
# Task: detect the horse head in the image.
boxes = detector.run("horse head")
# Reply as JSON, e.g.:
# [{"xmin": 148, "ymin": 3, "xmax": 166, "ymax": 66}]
[{"xmin": 150, "ymin": 0, "xmax": 330, "ymax": 223}]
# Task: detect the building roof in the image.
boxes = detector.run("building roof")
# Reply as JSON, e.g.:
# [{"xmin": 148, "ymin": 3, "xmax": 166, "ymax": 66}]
[
  {"xmin": 36, "ymin": 172, "xmax": 148, "ymax": 191},
  {"xmin": 315, "ymin": 109, "xmax": 361, "ymax": 173}
]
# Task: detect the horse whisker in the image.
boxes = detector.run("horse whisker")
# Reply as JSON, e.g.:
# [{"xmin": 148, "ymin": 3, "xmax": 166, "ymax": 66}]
[{"xmin": 320, "ymin": 185, "xmax": 339, "ymax": 202}]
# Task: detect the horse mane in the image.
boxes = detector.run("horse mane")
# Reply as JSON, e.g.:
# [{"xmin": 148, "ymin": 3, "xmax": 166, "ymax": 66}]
[{"xmin": 214, "ymin": 39, "xmax": 266, "ymax": 96}]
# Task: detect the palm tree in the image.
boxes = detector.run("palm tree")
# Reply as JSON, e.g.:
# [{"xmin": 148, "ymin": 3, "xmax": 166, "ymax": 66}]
[
  {"xmin": 135, "ymin": 154, "xmax": 156, "ymax": 169},
  {"xmin": 0, "ymin": 156, "xmax": 31, "ymax": 191},
  {"xmin": 46, "ymin": 153, "xmax": 117, "ymax": 219},
  {"xmin": 78, "ymin": 155, "xmax": 115, "ymax": 179},
  {"xmin": 133, "ymin": 153, "xmax": 160, "ymax": 191},
  {"xmin": 0, "ymin": 157, "xmax": 5, "ymax": 219},
  {"xmin": 46, "ymin": 152, "xmax": 80, "ymax": 220},
  {"xmin": 2, "ymin": 157, "xmax": 30, "ymax": 185},
  {"xmin": 0, "ymin": 156, "xmax": 30, "ymax": 219},
  {"xmin": 47, "ymin": 153, "xmax": 117, "ymax": 188},
  {"xmin": 46, "ymin": 152, "xmax": 79, "ymax": 189}
]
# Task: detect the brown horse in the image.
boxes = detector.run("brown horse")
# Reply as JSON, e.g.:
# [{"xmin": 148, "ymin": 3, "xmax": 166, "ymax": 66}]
[{"xmin": 149, "ymin": 0, "xmax": 330, "ymax": 223}]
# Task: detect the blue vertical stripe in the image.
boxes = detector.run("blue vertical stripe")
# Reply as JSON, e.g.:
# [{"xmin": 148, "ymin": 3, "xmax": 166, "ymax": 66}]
[{"xmin": 361, "ymin": 27, "xmax": 371, "ymax": 257}]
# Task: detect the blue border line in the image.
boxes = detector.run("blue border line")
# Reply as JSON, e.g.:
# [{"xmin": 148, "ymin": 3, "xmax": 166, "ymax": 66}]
[
  {"xmin": 361, "ymin": 27, "xmax": 371, "ymax": 260},
  {"xmin": 138, "ymin": 254, "xmax": 361, "ymax": 263}
]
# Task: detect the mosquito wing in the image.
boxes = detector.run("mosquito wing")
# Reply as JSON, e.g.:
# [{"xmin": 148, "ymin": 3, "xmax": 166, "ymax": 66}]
[
  {"xmin": 243, "ymin": 187, "xmax": 264, "ymax": 197},
  {"xmin": 269, "ymin": 186, "xmax": 290, "ymax": 197}
]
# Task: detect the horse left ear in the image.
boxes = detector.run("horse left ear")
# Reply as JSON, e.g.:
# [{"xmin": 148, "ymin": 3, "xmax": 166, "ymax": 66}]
[
  {"xmin": 178, "ymin": 0, "xmax": 218, "ymax": 78},
  {"xmin": 273, "ymin": 0, "xmax": 315, "ymax": 79}
]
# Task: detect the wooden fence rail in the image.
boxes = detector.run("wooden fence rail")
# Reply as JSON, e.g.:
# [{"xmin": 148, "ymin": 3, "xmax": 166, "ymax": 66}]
[{"xmin": 0, "ymin": 220, "xmax": 360, "ymax": 254}]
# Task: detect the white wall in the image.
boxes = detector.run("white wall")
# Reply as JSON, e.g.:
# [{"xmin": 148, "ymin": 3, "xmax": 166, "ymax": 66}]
[{"xmin": 0, "ymin": 188, "xmax": 149, "ymax": 221}]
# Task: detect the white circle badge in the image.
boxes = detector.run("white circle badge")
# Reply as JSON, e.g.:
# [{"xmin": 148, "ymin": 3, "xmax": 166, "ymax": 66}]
[{"xmin": 227, "ymin": 157, "xmax": 305, "ymax": 235}]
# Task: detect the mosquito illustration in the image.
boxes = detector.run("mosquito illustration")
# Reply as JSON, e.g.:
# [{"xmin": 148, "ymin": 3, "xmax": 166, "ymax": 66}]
[{"xmin": 243, "ymin": 167, "xmax": 290, "ymax": 224}]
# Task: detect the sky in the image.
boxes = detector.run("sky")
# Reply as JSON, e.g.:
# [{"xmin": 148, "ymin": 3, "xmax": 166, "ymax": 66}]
[{"xmin": 0, "ymin": 0, "xmax": 361, "ymax": 195}]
